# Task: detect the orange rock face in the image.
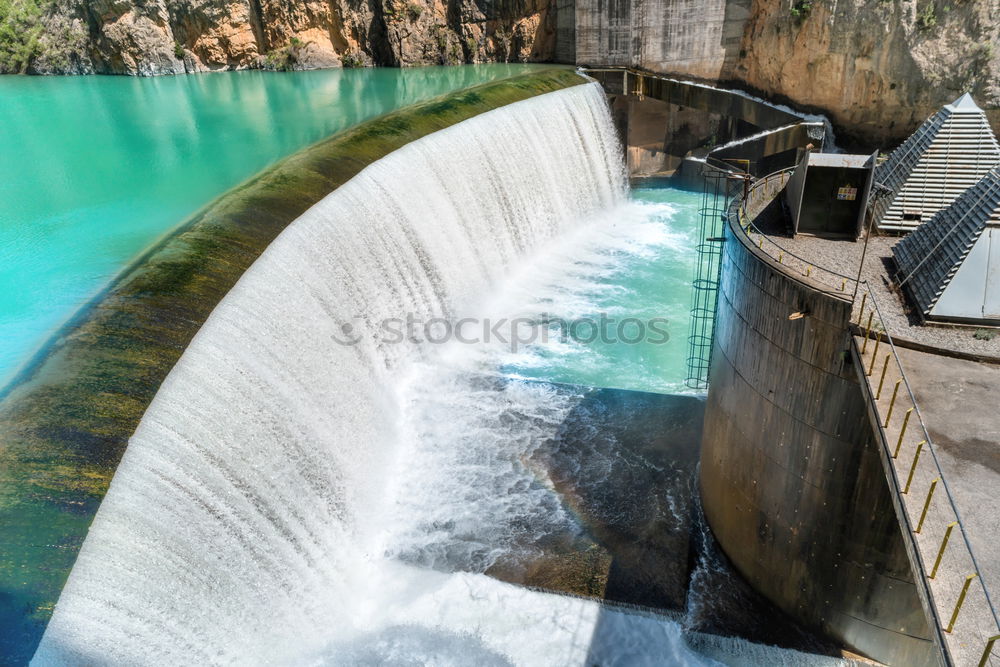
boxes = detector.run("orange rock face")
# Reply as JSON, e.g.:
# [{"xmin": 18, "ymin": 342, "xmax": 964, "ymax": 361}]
[{"xmin": 29, "ymin": 0, "xmax": 558, "ymax": 75}]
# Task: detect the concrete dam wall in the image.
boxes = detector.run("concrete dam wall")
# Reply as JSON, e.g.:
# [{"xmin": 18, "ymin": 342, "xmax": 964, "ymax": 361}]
[
  {"xmin": 698, "ymin": 180, "xmax": 939, "ymax": 665},
  {"xmin": 563, "ymin": 0, "xmax": 1000, "ymax": 146}
]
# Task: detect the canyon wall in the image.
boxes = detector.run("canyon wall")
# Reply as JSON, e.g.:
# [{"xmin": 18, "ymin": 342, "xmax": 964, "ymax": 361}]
[
  {"xmin": 5, "ymin": 1, "xmax": 999, "ymax": 171},
  {"xmin": 572, "ymin": 0, "xmax": 1000, "ymax": 145},
  {"xmin": 20, "ymin": 0, "xmax": 556, "ymax": 75}
]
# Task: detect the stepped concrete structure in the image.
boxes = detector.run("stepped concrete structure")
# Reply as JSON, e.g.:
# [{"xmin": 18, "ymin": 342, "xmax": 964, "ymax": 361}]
[
  {"xmin": 894, "ymin": 167, "xmax": 1000, "ymax": 325},
  {"xmin": 873, "ymin": 94, "xmax": 1000, "ymax": 234}
]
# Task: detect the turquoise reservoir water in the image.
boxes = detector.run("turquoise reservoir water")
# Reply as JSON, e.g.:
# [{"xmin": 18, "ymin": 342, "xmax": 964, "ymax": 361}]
[{"xmin": 0, "ymin": 64, "xmax": 544, "ymax": 385}]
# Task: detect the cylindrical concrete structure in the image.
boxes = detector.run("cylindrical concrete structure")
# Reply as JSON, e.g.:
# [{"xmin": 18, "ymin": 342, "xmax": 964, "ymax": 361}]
[{"xmin": 699, "ymin": 182, "xmax": 939, "ymax": 665}]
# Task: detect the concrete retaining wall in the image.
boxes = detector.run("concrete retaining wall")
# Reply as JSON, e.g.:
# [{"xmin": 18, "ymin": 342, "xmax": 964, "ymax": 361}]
[{"xmin": 699, "ymin": 198, "xmax": 940, "ymax": 665}]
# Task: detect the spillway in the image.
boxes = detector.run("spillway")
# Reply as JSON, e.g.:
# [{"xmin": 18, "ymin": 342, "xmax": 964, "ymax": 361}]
[
  {"xmin": 32, "ymin": 81, "xmax": 856, "ymax": 667},
  {"xmin": 33, "ymin": 82, "xmax": 624, "ymax": 664}
]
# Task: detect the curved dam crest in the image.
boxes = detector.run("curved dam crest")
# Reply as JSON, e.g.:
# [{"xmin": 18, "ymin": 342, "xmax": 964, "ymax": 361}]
[
  {"xmin": 32, "ymin": 81, "xmax": 627, "ymax": 663},
  {"xmin": 0, "ymin": 67, "xmax": 588, "ymax": 663}
]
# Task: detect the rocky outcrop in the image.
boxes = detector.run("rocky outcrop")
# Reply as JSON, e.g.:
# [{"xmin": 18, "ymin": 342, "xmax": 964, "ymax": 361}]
[
  {"xmin": 22, "ymin": 0, "xmax": 557, "ymax": 75},
  {"xmin": 730, "ymin": 0, "xmax": 1000, "ymax": 146},
  {"xmin": 6, "ymin": 0, "xmax": 999, "ymax": 147}
]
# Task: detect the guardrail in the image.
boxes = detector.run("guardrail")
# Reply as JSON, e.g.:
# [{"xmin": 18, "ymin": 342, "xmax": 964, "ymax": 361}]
[
  {"xmin": 733, "ymin": 170, "xmax": 860, "ymax": 297},
  {"xmin": 730, "ymin": 167, "xmax": 1000, "ymax": 665},
  {"xmin": 854, "ymin": 283, "xmax": 1000, "ymax": 667}
]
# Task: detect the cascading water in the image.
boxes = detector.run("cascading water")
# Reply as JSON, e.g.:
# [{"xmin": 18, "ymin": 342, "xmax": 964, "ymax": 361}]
[
  {"xmin": 34, "ymin": 82, "xmax": 854, "ymax": 666},
  {"xmin": 34, "ymin": 82, "xmax": 623, "ymax": 665}
]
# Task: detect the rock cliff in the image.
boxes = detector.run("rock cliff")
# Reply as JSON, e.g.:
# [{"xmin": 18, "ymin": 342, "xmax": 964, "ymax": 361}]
[
  {"xmin": 15, "ymin": 0, "xmax": 555, "ymax": 75},
  {"xmin": 572, "ymin": 0, "xmax": 999, "ymax": 144},
  {"xmin": 730, "ymin": 0, "xmax": 1000, "ymax": 145}
]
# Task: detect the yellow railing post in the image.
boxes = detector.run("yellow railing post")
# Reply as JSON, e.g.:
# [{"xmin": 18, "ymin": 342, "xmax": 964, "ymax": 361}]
[
  {"xmin": 884, "ymin": 379, "xmax": 902, "ymax": 427},
  {"xmin": 875, "ymin": 355, "xmax": 891, "ymax": 398},
  {"xmin": 893, "ymin": 408, "xmax": 914, "ymax": 458},
  {"xmin": 930, "ymin": 521, "xmax": 958, "ymax": 579},
  {"xmin": 862, "ymin": 311, "xmax": 874, "ymax": 352},
  {"xmin": 946, "ymin": 573, "xmax": 979, "ymax": 633},
  {"xmin": 778, "ymin": 252, "xmax": 784, "ymax": 264},
  {"xmin": 916, "ymin": 477, "xmax": 939, "ymax": 534},
  {"xmin": 979, "ymin": 634, "xmax": 1000, "ymax": 667},
  {"xmin": 840, "ymin": 279, "xmax": 846, "ymax": 291},
  {"xmin": 867, "ymin": 332, "xmax": 882, "ymax": 376},
  {"xmin": 903, "ymin": 440, "xmax": 924, "ymax": 494}
]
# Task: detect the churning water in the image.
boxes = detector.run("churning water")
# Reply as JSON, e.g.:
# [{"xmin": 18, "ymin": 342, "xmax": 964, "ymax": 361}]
[{"xmin": 33, "ymin": 83, "xmax": 853, "ymax": 666}]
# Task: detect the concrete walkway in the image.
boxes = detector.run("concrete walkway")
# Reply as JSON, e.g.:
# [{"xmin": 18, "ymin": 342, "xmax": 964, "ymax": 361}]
[{"xmin": 854, "ymin": 337, "xmax": 1000, "ymax": 666}]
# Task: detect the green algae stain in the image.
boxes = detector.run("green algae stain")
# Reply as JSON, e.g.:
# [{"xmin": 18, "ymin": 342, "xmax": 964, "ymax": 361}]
[{"xmin": 0, "ymin": 67, "xmax": 587, "ymax": 663}]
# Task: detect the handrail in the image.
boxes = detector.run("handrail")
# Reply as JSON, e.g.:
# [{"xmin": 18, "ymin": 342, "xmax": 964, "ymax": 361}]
[
  {"xmin": 857, "ymin": 282, "xmax": 1000, "ymax": 665},
  {"xmin": 730, "ymin": 165, "xmax": 1000, "ymax": 663},
  {"xmin": 579, "ymin": 66, "xmax": 807, "ymax": 126},
  {"xmin": 732, "ymin": 169, "xmax": 859, "ymax": 296}
]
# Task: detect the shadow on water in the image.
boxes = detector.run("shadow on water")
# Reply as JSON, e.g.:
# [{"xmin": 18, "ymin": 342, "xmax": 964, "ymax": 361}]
[{"xmin": 487, "ymin": 386, "xmax": 845, "ymax": 660}]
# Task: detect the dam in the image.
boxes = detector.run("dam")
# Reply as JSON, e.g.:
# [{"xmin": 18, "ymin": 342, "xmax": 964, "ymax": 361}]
[
  {"xmin": 1, "ymin": 68, "xmax": 862, "ymax": 665},
  {"xmin": 0, "ymin": 17, "xmax": 998, "ymax": 667}
]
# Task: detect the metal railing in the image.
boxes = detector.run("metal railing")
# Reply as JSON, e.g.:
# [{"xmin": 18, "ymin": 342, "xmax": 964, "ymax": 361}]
[
  {"xmin": 733, "ymin": 170, "xmax": 860, "ymax": 297},
  {"xmin": 855, "ymin": 282, "xmax": 1000, "ymax": 667},
  {"xmin": 730, "ymin": 166, "xmax": 1000, "ymax": 665}
]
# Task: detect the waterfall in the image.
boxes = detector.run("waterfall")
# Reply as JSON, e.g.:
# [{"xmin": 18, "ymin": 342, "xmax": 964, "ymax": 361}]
[{"xmin": 33, "ymin": 82, "xmax": 628, "ymax": 665}]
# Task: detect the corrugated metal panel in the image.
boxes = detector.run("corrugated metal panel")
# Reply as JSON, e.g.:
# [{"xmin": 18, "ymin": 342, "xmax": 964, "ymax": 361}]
[
  {"xmin": 894, "ymin": 168, "xmax": 1000, "ymax": 320},
  {"xmin": 873, "ymin": 95, "xmax": 1000, "ymax": 233}
]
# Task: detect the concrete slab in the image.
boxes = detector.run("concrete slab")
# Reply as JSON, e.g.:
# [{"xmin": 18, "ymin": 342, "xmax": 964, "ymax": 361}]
[
  {"xmin": 855, "ymin": 338, "xmax": 1000, "ymax": 666},
  {"xmin": 896, "ymin": 347, "xmax": 1000, "ymax": 611}
]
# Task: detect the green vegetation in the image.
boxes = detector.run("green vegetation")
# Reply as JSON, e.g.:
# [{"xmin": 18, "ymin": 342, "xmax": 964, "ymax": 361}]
[
  {"xmin": 917, "ymin": 3, "xmax": 937, "ymax": 30},
  {"xmin": 0, "ymin": 0, "xmax": 45, "ymax": 73},
  {"xmin": 973, "ymin": 328, "xmax": 997, "ymax": 341},
  {"xmin": 406, "ymin": 2, "xmax": 423, "ymax": 21},
  {"xmin": 173, "ymin": 41, "xmax": 184, "ymax": 60},
  {"xmin": 341, "ymin": 51, "xmax": 364, "ymax": 68},
  {"xmin": 789, "ymin": 0, "xmax": 813, "ymax": 20},
  {"xmin": 264, "ymin": 37, "xmax": 307, "ymax": 71},
  {"xmin": 434, "ymin": 25, "xmax": 448, "ymax": 51}
]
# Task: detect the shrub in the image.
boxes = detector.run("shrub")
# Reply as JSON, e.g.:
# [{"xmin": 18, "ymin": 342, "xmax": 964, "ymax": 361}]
[
  {"xmin": 341, "ymin": 52, "xmax": 363, "ymax": 68},
  {"xmin": 917, "ymin": 4, "xmax": 937, "ymax": 30},
  {"xmin": 790, "ymin": 0, "xmax": 813, "ymax": 19},
  {"xmin": 973, "ymin": 329, "xmax": 997, "ymax": 341},
  {"xmin": 406, "ymin": 3, "xmax": 423, "ymax": 21},
  {"xmin": 173, "ymin": 41, "xmax": 184, "ymax": 60},
  {"xmin": 0, "ymin": 0, "xmax": 44, "ymax": 73}
]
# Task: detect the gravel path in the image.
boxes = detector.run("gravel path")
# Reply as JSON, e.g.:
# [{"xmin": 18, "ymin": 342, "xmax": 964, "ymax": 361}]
[{"xmin": 758, "ymin": 231, "xmax": 1000, "ymax": 360}]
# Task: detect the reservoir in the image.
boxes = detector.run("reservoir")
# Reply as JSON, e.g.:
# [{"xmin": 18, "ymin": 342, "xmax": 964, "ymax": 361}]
[{"xmin": 0, "ymin": 64, "xmax": 542, "ymax": 385}]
